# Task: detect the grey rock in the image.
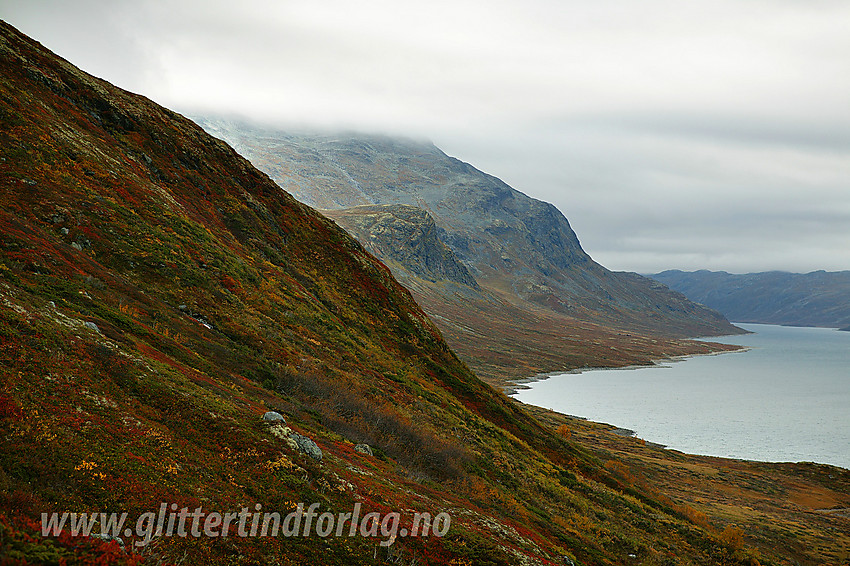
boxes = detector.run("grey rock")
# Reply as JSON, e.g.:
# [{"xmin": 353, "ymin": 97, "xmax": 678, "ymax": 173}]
[
  {"xmin": 71, "ymin": 242, "xmax": 83, "ymax": 251},
  {"xmin": 327, "ymin": 205, "xmax": 479, "ymax": 289},
  {"xmin": 292, "ymin": 433, "xmax": 322, "ymax": 461},
  {"xmin": 262, "ymin": 411, "xmax": 286, "ymax": 423},
  {"xmin": 354, "ymin": 443, "xmax": 373, "ymax": 456},
  {"xmin": 84, "ymin": 321, "xmax": 101, "ymax": 334},
  {"xmin": 92, "ymin": 533, "xmax": 125, "ymax": 551},
  {"xmin": 60, "ymin": 227, "xmax": 69, "ymax": 235}
]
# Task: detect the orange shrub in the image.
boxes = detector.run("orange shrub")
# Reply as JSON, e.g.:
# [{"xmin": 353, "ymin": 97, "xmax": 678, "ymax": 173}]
[{"xmin": 719, "ymin": 525, "xmax": 745, "ymax": 551}]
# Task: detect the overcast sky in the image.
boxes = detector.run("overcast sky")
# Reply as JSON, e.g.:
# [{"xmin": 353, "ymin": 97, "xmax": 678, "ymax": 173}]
[{"xmin": 5, "ymin": 0, "xmax": 849, "ymax": 273}]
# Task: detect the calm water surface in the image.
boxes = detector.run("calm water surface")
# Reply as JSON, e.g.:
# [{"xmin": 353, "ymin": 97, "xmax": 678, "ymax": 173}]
[{"xmin": 513, "ymin": 323, "xmax": 850, "ymax": 469}]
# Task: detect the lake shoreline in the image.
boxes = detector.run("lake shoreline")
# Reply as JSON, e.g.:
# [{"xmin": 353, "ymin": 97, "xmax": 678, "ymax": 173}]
[
  {"xmin": 503, "ymin": 345, "xmax": 751, "ymax": 397},
  {"xmin": 511, "ymin": 323, "xmax": 850, "ymax": 470}
]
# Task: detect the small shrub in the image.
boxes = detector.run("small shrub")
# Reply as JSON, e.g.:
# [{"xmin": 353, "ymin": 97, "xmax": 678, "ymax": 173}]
[{"xmin": 719, "ymin": 525, "xmax": 745, "ymax": 551}]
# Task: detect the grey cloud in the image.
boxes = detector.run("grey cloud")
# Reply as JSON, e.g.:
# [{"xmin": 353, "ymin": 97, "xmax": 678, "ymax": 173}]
[
  {"xmin": 3, "ymin": 0, "xmax": 849, "ymax": 273},
  {"xmin": 545, "ymin": 113, "xmax": 850, "ymax": 152}
]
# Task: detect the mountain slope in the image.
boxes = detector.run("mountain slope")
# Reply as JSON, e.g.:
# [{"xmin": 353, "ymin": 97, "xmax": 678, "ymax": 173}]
[
  {"xmin": 324, "ymin": 206, "xmax": 740, "ymax": 385},
  {"xmin": 651, "ymin": 270, "xmax": 850, "ymax": 328},
  {"xmin": 195, "ymin": 120, "xmax": 744, "ymax": 385},
  {"xmin": 1, "ymin": 21, "xmax": 846, "ymax": 566},
  {"xmin": 197, "ymin": 120, "xmax": 737, "ymax": 339}
]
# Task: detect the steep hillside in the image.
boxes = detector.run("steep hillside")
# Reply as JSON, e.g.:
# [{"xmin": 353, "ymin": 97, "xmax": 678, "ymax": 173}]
[
  {"xmin": 195, "ymin": 119, "xmax": 740, "ymax": 340},
  {"xmin": 324, "ymin": 206, "xmax": 739, "ymax": 385},
  {"xmin": 195, "ymin": 120, "xmax": 744, "ymax": 384},
  {"xmin": 652, "ymin": 270, "xmax": 850, "ymax": 328},
  {"xmin": 1, "ymin": 21, "xmax": 846, "ymax": 566}
]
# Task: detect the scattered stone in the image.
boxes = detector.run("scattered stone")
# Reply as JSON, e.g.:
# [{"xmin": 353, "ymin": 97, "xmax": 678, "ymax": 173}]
[
  {"xmin": 266, "ymin": 423, "xmax": 322, "ymax": 461},
  {"xmin": 75, "ymin": 236, "xmax": 91, "ymax": 249},
  {"xmin": 263, "ymin": 411, "xmax": 286, "ymax": 423},
  {"xmin": 92, "ymin": 533, "xmax": 125, "ymax": 551},
  {"xmin": 84, "ymin": 321, "xmax": 101, "ymax": 334},
  {"xmin": 60, "ymin": 227, "xmax": 69, "ymax": 235},
  {"xmin": 71, "ymin": 242, "xmax": 83, "ymax": 251},
  {"xmin": 292, "ymin": 433, "xmax": 323, "ymax": 461},
  {"xmin": 354, "ymin": 443, "xmax": 373, "ymax": 456},
  {"xmin": 47, "ymin": 301, "xmax": 55, "ymax": 309}
]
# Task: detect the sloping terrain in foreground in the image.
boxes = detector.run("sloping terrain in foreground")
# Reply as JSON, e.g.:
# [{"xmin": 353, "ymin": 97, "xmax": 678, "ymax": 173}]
[{"xmin": 0, "ymin": 21, "xmax": 846, "ymax": 566}]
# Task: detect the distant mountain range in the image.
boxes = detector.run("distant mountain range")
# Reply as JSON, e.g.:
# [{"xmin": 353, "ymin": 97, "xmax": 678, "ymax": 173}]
[
  {"xmin": 651, "ymin": 270, "xmax": 850, "ymax": 330},
  {"xmin": 196, "ymin": 118, "xmax": 744, "ymax": 383}
]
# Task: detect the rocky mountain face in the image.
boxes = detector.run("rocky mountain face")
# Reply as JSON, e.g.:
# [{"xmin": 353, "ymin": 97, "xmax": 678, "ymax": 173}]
[
  {"xmin": 323, "ymin": 204, "xmax": 480, "ymax": 288},
  {"xmin": 652, "ymin": 269, "xmax": 850, "ymax": 328},
  {"xmin": 1, "ymin": 22, "xmax": 847, "ymax": 566},
  {"xmin": 196, "ymin": 120, "xmax": 737, "ymax": 337},
  {"xmin": 196, "ymin": 119, "xmax": 743, "ymax": 383}
]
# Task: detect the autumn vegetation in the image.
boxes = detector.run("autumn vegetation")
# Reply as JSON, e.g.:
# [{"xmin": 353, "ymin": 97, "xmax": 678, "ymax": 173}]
[{"xmin": 0, "ymin": 20, "xmax": 847, "ymax": 565}]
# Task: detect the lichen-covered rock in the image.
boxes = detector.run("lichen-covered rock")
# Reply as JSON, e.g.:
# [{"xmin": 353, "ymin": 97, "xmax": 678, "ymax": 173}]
[
  {"xmin": 292, "ymin": 433, "xmax": 322, "ymax": 461},
  {"xmin": 262, "ymin": 411, "xmax": 286, "ymax": 423},
  {"xmin": 354, "ymin": 443, "xmax": 373, "ymax": 456},
  {"xmin": 268, "ymin": 424, "xmax": 292, "ymax": 440}
]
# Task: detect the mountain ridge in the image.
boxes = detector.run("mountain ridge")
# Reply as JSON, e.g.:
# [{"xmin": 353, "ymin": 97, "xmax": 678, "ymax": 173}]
[{"xmin": 651, "ymin": 269, "xmax": 850, "ymax": 328}]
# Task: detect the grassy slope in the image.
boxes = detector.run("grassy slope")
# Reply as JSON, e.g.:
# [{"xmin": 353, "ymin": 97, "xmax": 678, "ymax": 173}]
[{"xmin": 0, "ymin": 20, "xmax": 844, "ymax": 566}]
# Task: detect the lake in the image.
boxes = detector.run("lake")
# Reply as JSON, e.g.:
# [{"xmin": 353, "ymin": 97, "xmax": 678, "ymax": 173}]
[{"xmin": 512, "ymin": 323, "xmax": 850, "ymax": 469}]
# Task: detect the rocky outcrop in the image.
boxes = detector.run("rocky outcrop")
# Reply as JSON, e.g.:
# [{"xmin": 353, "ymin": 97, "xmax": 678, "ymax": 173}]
[
  {"xmin": 324, "ymin": 205, "xmax": 479, "ymax": 289},
  {"xmin": 262, "ymin": 411, "xmax": 286, "ymax": 423},
  {"xmin": 291, "ymin": 433, "xmax": 323, "ymax": 462},
  {"xmin": 354, "ymin": 443, "xmax": 373, "ymax": 456},
  {"xmin": 265, "ymin": 423, "xmax": 322, "ymax": 461}
]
